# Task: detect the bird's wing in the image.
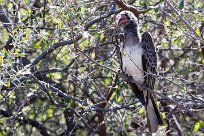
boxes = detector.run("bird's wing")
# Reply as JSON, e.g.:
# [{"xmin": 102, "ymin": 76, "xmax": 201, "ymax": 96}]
[
  {"xmin": 141, "ymin": 32, "xmax": 163, "ymax": 133},
  {"xmin": 141, "ymin": 32, "xmax": 157, "ymax": 90}
]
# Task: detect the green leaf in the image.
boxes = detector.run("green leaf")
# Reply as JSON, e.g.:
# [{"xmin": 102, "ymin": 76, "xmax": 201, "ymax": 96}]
[
  {"xmin": 125, "ymin": 122, "xmax": 128, "ymax": 129},
  {"xmin": 7, "ymin": 80, "xmax": 10, "ymax": 88},
  {"xmin": 42, "ymin": 114, "xmax": 47, "ymax": 120},
  {"xmin": 154, "ymin": 7, "xmax": 160, "ymax": 13},
  {"xmin": 116, "ymin": 96, "xmax": 122, "ymax": 102},
  {"xmin": 161, "ymin": 112, "xmax": 166, "ymax": 119},
  {"xmin": 138, "ymin": 107, "xmax": 145, "ymax": 114},
  {"xmin": 25, "ymin": 28, "xmax": 30, "ymax": 39},
  {"xmin": 99, "ymin": 60, "xmax": 103, "ymax": 65},
  {"xmin": 202, "ymin": 59, "xmax": 204, "ymax": 64},
  {"xmin": 15, "ymin": 49, "xmax": 20, "ymax": 54},
  {"xmin": 34, "ymin": 39, "xmax": 42, "ymax": 49},
  {"xmin": 199, "ymin": 120, "xmax": 204, "ymax": 129},
  {"xmin": 2, "ymin": 48, "xmax": 8, "ymax": 54},
  {"xmin": 193, "ymin": 122, "xmax": 200, "ymax": 132},
  {"xmin": 104, "ymin": 78, "xmax": 110, "ymax": 85},
  {"xmin": 179, "ymin": 0, "xmax": 184, "ymax": 10},
  {"xmin": 29, "ymin": 114, "xmax": 35, "ymax": 119},
  {"xmin": 0, "ymin": 55, "xmax": 3, "ymax": 65},
  {"xmin": 116, "ymin": 88, "xmax": 120, "ymax": 96},
  {"xmin": 124, "ymin": 84, "xmax": 128, "ymax": 89},
  {"xmin": 162, "ymin": 42, "xmax": 167, "ymax": 48},
  {"xmin": 122, "ymin": 50, "xmax": 127, "ymax": 56},
  {"xmin": 81, "ymin": 7, "xmax": 87, "ymax": 14},
  {"xmin": 196, "ymin": 28, "xmax": 200, "ymax": 35},
  {"xmin": 164, "ymin": 18, "xmax": 170, "ymax": 27},
  {"xmin": 174, "ymin": 36, "xmax": 182, "ymax": 44},
  {"xmin": 139, "ymin": 1, "xmax": 145, "ymax": 7},
  {"xmin": 19, "ymin": 53, "xmax": 25, "ymax": 57},
  {"xmin": 47, "ymin": 108, "xmax": 54, "ymax": 114},
  {"xmin": 100, "ymin": 32, "xmax": 105, "ymax": 42}
]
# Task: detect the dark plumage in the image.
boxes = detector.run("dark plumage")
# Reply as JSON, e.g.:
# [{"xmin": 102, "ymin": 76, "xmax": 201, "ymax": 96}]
[{"xmin": 115, "ymin": 10, "xmax": 163, "ymax": 133}]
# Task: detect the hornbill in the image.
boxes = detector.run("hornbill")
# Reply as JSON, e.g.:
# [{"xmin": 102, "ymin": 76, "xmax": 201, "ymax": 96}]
[{"xmin": 115, "ymin": 11, "xmax": 163, "ymax": 133}]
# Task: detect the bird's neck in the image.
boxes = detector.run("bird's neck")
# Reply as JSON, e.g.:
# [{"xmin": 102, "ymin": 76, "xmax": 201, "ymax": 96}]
[{"xmin": 123, "ymin": 26, "xmax": 141, "ymax": 47}]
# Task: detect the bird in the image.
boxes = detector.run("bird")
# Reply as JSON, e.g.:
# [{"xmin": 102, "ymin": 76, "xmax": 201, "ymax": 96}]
[{"xmin": 115, "ymin": 10, "xmax": 163, "ymax": 133}]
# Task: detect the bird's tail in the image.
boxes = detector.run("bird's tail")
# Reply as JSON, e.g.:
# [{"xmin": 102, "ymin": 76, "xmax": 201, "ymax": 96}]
[
  {"xmin": 130, "ymin": 83, "xmax": 163, "ymax": 132},
  {"xmin": 146, "ymin": 94, "xmax": 163, "ymax": 133}
]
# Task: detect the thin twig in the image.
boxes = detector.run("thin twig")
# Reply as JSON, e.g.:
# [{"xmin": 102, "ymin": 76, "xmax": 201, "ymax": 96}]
[
  {"xmin": 165, "ymin": 1, "xmax": 204, "ymax": 44},
  {"xmin": 113, "ymin": 0, "xmax": 162, "ymax": 18}
]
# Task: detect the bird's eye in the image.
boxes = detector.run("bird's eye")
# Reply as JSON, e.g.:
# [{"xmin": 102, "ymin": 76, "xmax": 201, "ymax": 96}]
[{"xmin": 124, "ymin": 14, "xmax": 130, "ymax": 20}]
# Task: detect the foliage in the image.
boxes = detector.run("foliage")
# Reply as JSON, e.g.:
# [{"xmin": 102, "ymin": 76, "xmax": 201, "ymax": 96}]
[{"xmin": 0, "ymin": 0, "xmax": 203, "ymax": 135}]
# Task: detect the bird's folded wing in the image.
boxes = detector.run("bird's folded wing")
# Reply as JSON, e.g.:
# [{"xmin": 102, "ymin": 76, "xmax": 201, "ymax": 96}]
[{"xmin": 141, "ymin": 32, "xmax": 157, "ymax": 91}]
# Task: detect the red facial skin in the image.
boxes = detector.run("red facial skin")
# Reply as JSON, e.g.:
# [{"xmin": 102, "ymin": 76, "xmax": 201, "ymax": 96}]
[{"xmin": 115, "ymin": 15, "xmax": 129, "ymax": 32}]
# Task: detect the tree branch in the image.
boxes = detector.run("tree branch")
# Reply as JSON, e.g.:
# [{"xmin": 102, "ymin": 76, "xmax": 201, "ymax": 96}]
[
  {"xmin": 150, "ymin": 89, "xmax": 204, "ymax": 122},
  {"xmin": 165, "ymin": 1, "xmax": 204, "ymax": 44},
  {"xmin": 113, "ymin": 0, "xmax": 161, "ymax": 18},
  {"xmin": 0, "ymin": 109, "xmax": 50, "ymax": 136},
  {"xmin": 0, "ymin": 4, "xmax": 10, "ymax": 30},
  {"xmin": 31, "ymin": 35, "xmax": 82, "ymax": 65}
]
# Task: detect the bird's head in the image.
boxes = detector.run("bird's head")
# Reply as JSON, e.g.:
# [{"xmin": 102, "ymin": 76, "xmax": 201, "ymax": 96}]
[{"xmin": 115, "ymin": 10, "xmax": 138, "ymax": 32}]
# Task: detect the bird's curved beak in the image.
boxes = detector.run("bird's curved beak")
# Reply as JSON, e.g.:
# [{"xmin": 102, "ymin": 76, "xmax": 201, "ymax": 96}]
[
  {"xmin": 118, "ymin": 15, "xmax": 129, "ymax": 26},
  {"xmin": 115, "ymin": 15, "xmax": 129, "ymax": 32}
]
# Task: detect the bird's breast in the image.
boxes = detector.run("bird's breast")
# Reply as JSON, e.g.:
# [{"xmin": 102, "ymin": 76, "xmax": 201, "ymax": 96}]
[{"xmin": 122, "ymin": 46, "xmax": 144, "ymax": 84}]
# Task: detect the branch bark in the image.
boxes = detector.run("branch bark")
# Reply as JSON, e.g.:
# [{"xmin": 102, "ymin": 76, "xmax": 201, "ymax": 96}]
[
  {"xmin": 0, "ymin": 4, "xmax": 10, "ymax": 30},
  {"xmin": 31, "ymin": 35, "xmax": 82, "ymax": 65},
  {"xmin": 97, "ymin": 73, "xmax": 118, "ymax": 136},
  {"xmin": 0, "ymin": 109, "xmax": 50, "ymax": 136},
  {"xmin": 149, "ymin": 89, "xmax": 204, "ymax": 122},
  {"xmin": 113, "ymin": 0, "xmax": 161, "ymax": 18},
  {"xmin": 165, "ymin": 1, "xmax": 204, "ymax": 44}
]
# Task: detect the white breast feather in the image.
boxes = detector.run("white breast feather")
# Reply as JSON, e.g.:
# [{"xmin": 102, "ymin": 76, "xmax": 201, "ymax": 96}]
[{"xmin": 122, "ymin": 45, "xmax": 144, "ymax": 84}]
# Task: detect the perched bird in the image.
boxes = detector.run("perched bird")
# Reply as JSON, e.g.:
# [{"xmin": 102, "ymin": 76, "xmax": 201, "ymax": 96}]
[{"xmin": 115, "ymin": 11, "xmax": 163, "ymax": 133}]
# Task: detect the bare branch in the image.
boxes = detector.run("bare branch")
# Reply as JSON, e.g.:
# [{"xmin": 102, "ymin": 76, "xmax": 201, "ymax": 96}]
[
  {"xmin": 31, "ymin": 35, "xmax": 82, "ymax": 65},
  {"xmin": 113, "ymin": 0, "xmax": 161, "ymax": 18},
  {"xmin": 0, "ymin": 109, "xmax": 50, "ymax": 136},
  {"xmin": 150, "ymin": 89, "xmax": 204, "ymax": 122},
  {"xmin": 165, "ymin": 1, "xmax": 204, "ymax": 44}
]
